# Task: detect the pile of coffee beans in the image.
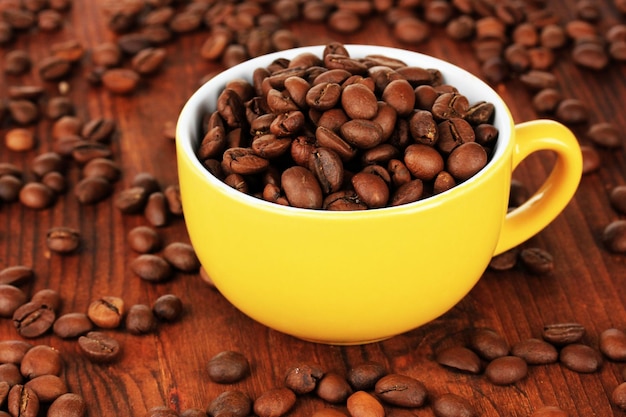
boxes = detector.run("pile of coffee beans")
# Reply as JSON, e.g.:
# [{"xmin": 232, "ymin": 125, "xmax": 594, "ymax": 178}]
[{"xmin": 196, "ymin": 42, "xmax": 498, "ymax": 210}]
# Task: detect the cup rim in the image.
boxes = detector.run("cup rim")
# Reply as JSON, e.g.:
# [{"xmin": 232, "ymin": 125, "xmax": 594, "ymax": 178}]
[{"xmin": 176, "ymin": 44, "xmax": 514, "ymax": 216}]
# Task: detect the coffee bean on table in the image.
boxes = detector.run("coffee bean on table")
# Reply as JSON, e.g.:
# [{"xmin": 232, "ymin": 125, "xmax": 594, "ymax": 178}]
[
  {"xmin": 162, "ymin": 242, "xmax": 200, "ymax": 272},
  {"xmin": 435, "ymin": 346, "xmax": 482, "ymax": 374},
  {"xmin": 610, "ymin": 186, "xmax": 626, "ymax": 214},
  {"xmin": 206, "ymin": 390, "xmax": 252, "ymax": 417},
  {"xmin": 519, "ymin": 247, "xmax": 554, "ymax": 274},
  {"xmin": 116, "ymin": 186, "xmax": 150, "ymax": 213},
  {"xmin": 253, "ymin": 387, "xmax": 297, "ymax": 417},
  {"xmin": 207, "ymin": 351, "xmax": 250, "ymax": 383},
  {"xmin": 431, "ymin": 393, "xmax": 477, "ymax": 417},
  {"xmin": 5, "ymin": 127, "xmax": 36, "ymax": 151},
  {"xmin": 24, "ymin": 374, "xmax": 68, "ymax": 402},
  {"xmin": 0, "ymin": 175, "xmax": 23, "ymax": 202},
  {"xmin": 125, "ymin": 304, "xmax": 157, "ymax": 335},
  {"xmin": 488, "ymin": 247, "xmax": 520, "ymax": 271},
  {"xmin": 612, "ymin": 383, "xmax": 626, "ymax": 410},
  {"xmin": 555, "ymin": 98, "xmax": 589, "ymax": 124},
  {"xmin": 599, "ymin": 328, "xmax": 626, "ymax": 361},
  {"xmin": 0, "ymin": 284, "xmax": 27, "ymax": 317},
  {"xmin": 20, "ymin": 344, "xmax": 63, "ymax": 378},
  {"xmin": 0, "ymin": 363, "xmax": 23, "ymax": 386},
  {"xmin": 542, "ymin": 322, "xmax": 586, "ymax": 345},
  {"xmin": 587, "ymin": 122, "xmax": 621, "ymax": 148},
  {"xmin": 78, "ymin": 331, "xmax": 121, "ymax": 363},
  {"xmin": 511, "ymin": 338, "xmax": 559, "ymax": 364},
  {"xmin": 284, "ymin": 363, "xmax": 324, "ymax": 394},
  {"xmin": 13, "ymin": 301, "xmax": 56, "ymax": 338},
  {"xmin": 469, "ymin": 328, "xmax": 510, "ymax": 360},
  {"xmin": 602, "ymin": 220, "xmax": 626, "ymax": 253},
  {"xmin": 46, "ymin": 226, "xmax": 81, "ymax": 254},
  {"xmin": 559, "ymin": 343, "xmax": 602, "ymax": 373},
  {"xmin": 0, "ymin": 340, "xmax": 33, "ymax": 364},
  {"xmin": 144, "ymin": 191, "xmax": 169, "ymax": 227},
  {"xmin": 316, "ymin": 372, "xmax": 353, "ymax": 404},
  {"xmin": 128, "ymin": 226, "xmax": 161, "ymax": 253},
  {"xmin": 131, "ymin": 254, "xmax": 173, "ymax": 282},
  {"xmin": 581, "ymin": 145, "xmax": 601, "ymax": 174},
  {"xmin": 87, "ymin": 296, "xmax": 124, "ymax": 328},
  {"xmin": 47, "ymin": 393, "xmax": 88, "ymax": 417},
  {"xmin": 152, "ymin": 294, "xmax": 183, "ymax": 322},
  {"xmin": 74, "ymin": 176, "xmax": 113, "ymax": 204},
  {"xmin": 347, "ymin": 362, "xmax": 387, "ymax": 391},
  {"xmin": 374, "ymin": 374, "xmax": 427, "ymax": 407},
  {"xmin": 0, "ymin": 265, "xmax": 33, "ymax": 286},
  {"xmin": 53, "ymin": 312, "xmax": 93, "ymax": 338},
  {"xmin": 346, "ymin": 390, "xmax": 385, "ymax": 417},
  {"xmin": 82, "ymin": 158, "xmax": 121, "ymax": 182},
  {"xmin": 8, "ymin": 384, "xmax": 40, "ymax": 417},
  {"xmin": 101, "ymin": 68, "xmax": 141, "ymax": 94},
  {"xmin": 484, "ymin": 355, "xmax": 528, "ymax": 385}
]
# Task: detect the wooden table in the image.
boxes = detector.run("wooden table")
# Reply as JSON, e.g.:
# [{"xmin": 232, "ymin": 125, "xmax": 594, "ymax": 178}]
[{"xmin": 1, "ymin": 1, "xmax": 626, "ymax": 416}]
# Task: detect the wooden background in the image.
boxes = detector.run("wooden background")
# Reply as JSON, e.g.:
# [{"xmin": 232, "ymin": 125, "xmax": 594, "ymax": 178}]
[{"xmin": 1, "ymin": 0, "xmax": 626, "ymax": 416}]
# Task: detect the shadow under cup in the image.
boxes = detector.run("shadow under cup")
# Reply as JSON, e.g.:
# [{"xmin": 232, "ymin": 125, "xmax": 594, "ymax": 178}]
[{"xmin": 176, "ymin": 45, "xmax": 568, "ymax": 345}]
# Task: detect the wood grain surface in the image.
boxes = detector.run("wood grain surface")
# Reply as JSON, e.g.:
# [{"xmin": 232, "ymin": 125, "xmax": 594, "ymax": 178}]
[{"xmin": 1, "ymin": 0, "xmax": 626, "ymax": 416}]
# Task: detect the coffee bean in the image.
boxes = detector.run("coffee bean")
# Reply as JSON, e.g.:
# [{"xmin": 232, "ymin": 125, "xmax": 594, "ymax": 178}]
[
  {"xmin": 432, "ymin": 393, "xmax": 477, "ymax": 417},
  {"xmin": 435, "ymin": 346, "xmax": 482, "ymax": 374},
  {"xmin": 101, "ymin": 68, "xmax": 141, "ymax": 94},
  {"xmin": 78, "ymin": 331, "xmax": 121, "ymax": 363},
  {"xmin": 131, "ymin": 47, "xmax": 167, "ymax": 75},
  {"xmin": 489, "ymin": 247, "xmax": 520, "ymax": 270},
  {"xmin": 484, "ymin": 356, "xmax": 528, "ymax": 385},
  {"xmin": 603, "ymin": 220, "xmax": 626, "ymax": 253},
  {"xmin": 581, "ymin": 145, "xmax": 601, "ymax": 174},
  {"xmin": 519, "ymin": 247, "xmax": 554, "ymax": 274},
  {"xmin": 126, "ymin": 304, "xmax": 157, "ymax": 335},
  {"xmin": 543, "ymin": 322, "xmax": 586, "ymax": 345},
  {"xmin": 511, "ymin": 338, "xmax": 559, "ymax": 364},
  {"xmin": 347, "ymin": 362, "xmax": 387, "ymax": 391},
  {"xmin": 351, "ymin": 171, "xmax": 389, "ymax": 208},
  {"xmin": 13, "ymin": 301, "xmax": 56, "ymax": 338},
  {"xmin": 555, "ymin": 98, "xmax": 589, "ymax": 124},
  {"xmin": 74, "ymin": 176, "xmax": 113, "ymax": 204},
  {"xmin": 128, "ymin": 226, "xmax": 161, "ymax": 253},
  {"xmin": 447, "ymin": 142, "xmax": 488, "ymax": 181},
  {"xmin": 0, "ymin": 265, "xmax": 34, "ymax": 286},
  {"xmin": 88, "ymin": 296, "xmax": 124, "ymax": 328},
  {"xmin": 0, "ymin": 175, "xmax": 23, "ymax": 202},
  {"xmin": 144, "ymin": 191, "xmax": 169, "ymax": 227},
  {"xmin": 610, "ymin": 186, "xmax": 626, "ymax": 214},
  {"xmin": 207, "ymin": 351, "xmax": 250, "ymax": 383},
  {"xmin": 32, "ymin": 288, "xmax": 61, "ymax": 311},
  {"xmin": 469, "ymin": 328, "xmax": 510, "ymax": 360},
  {"xmin": 115, "ymin": 186, "xmax": 150, "ymax": 213},
  {"xmin": 346, "ymin": 391, "xmax": 384, "ymax": 417},
  {"xmin": 46, "ymin": 226, "xmax": 81, "ymax": 254},
  {"xmin": 587, "ymin": 122, "xmax": 621, "ymax": 148},
  {"xmin": 53, "ymin": 312, "xmax": 93, "ymax": 338},
  {"xmin": 374, "ymin": 374, "xmax": 427, "ymax": 407},
  {"xmin": 47, "ymin": 393, "xmax": 87, "ymax": 417},
  {"xmin": 405, "ymin": 143, "xmax": 445, "ymax": 181},
  {"xmin": 599, "ymin": 328, "xmax": 626, "ymax": 361},
  {"xmin": 612, "ymin": 383, "xmax": 626, "ymax": 410},
  {"xmin": 38, "ymin": 55, "xmax": 72, "ymax": 80},
  {"xmin": 0, "ymin": 363, "xmax": 23, "ymax": 385},
  {"xmin": 392, "ymin": 16, "xmax": 430, "ymax": 43},
  {"xmin": 206, "ymin": 390, "xmax": 252, "ymax": 417},
  {"xmin": 82, "ymin": 158, "xmax": 121, "ymax": 182},
  {"xmin": 284, "ymin": 363, "xmax": 324, "ymax": 394},
  {"xmin": 281, "ymin": 166, "xmax": 323, "ymax": 209},
  {"xmin": 31, "ymin": 152, "xmax": 65, "ymax": 178},
  {"xmin": 82, "ymin": 117, "xmax": 116, "ymax": 143},
  {"xmin": 4, "ymin": 49, "xmax": 31, "ymax": 75},
  {"xmin": 92, "ymin": 42, "xmax": 122, "ymax": 67},
  {"xmin": 24, "ymin": 374, "xmax": 68, "ymax": 402},
  {"xmin": 8, "ymin": 100, "xmax": 39, "ymax": 125},
  {"xmin": 71, "ymin": 141, "xmax": 113, "ymax": 165},
  {"xmin": 0, "ymin": 340, "xmax": 33, "ymax": 364},
  {"xmin": 316, "ymin": 372, "xmax": 353, "ymax": 403},
  {"xmin": 8, "ymin": 384, "xmax": 40, "ymax": 417},
  {"xmin": 152, "ymin": 294, "xmax": 183, "ymax": 322},
  {"xmin": 164, "ymin": 184, "xmax": 183, "ymax": 215},
  {"xmin": 253, "ymin": 387, "xmax": 296, "ymax": 417},
  {"xmin": 20, "ymin": 344, "xmax": 63, "ymax": 378},
  {"xmin": 0, "ymin": 284, "xmax": 27, "ymax": 317},
  {"xmin": 559, "ymin": 343, "xmax": 602, "ymax": 373}
]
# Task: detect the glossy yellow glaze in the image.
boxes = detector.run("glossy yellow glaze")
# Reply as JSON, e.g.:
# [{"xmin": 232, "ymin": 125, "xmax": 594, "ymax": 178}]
[{"xmin": 176, "ymin": 46, "xmax": 582, "ymax": 344}]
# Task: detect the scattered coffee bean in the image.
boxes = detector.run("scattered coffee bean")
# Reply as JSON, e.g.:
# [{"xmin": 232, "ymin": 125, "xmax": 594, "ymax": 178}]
[
  {"xmin": 0, "ymin": 284, "xmax": 27, "ymax": 317},
  {"xmin": 78, "ymin": 331, "xmax": 121, "ymax": 363},
  {"xmin": 162, "ymin": 242, "xmax": 200, "ymax": 272},
  {"xmin": 316, "ymin": 372, "xmax": 353, "ymax": 404},
  {"xmin": 587, "ymin": 122, "xmax": 621, "ymax": 148},
  {"xmin": 82, "ymin": 158, "xmax": 121, "ymax": 182},
  {"xmin": 206, "ymin": 390, "xmax": 252, "ymax": 417},
  {"xmin": 145, "ymin": 191, "xmax": 169, "ymax": 227},
  {"xmin": 284, "ymin": 363, "xmax": 324, "ymax": 394},
  {"xmin": 511, "ymin": 338, "xmax": 559, "ymax": 364},
  {"xmin": 5, "ymin": 127, "xmax": 36, "ymax": 151},
  {"xmin": 559, "ymin": 343, "xmax": 602, "ymax": 373},
  {"xmin": 612, "ymin": 382, "xmax": 626, "ymax": 410},
  {"xmin": 13, "ymin": 301, "xmax": 56, "ymax": 338},
  {"xmin": 432, "ymin": 393, "xmax": 477, "ymax": 417},
  {"xmin": 519, "ymin": 247, "xmax": 554, "ymax": 274},
  {"xmin": 207, "ymin": 351, "xmax": 250, "ymax": 383},
  {"xmin": 101, "ymin": 68, "xmax": 141, "ymax": 94},
  {"xmin": 374, "ymin": 374, "xmax": 427, "ymax": 407},
  {"xmin": 610, "ymin": 186, "xmax": 626, "ymax": 214},
  {"xmin": 543, "ymin": 322, "xmax": 586, "ymax": 345},
  {"xmin": 602, "ymin": 220, "xmax": 626, "ymax": 253},
  {"xmin": 87, "ymin": 296, "xmax": 124, "ymax": 329},
  {"xmin": 555, "ymin": 98, "xmax": 589, "ymax": 124},
  {"xmin": 0, "ymin": 265, "xmax": 34, "ymax": 286},
  {"xmin": 24, "ymin": 374, "xmax": 68, "ymax": 402},
  {"xmin": 125, "ymin": 304, "xmax": 157, "ymax": 335},
  {"xmin": 152, "ymin": 294, "xmax": 183, "ymax": 322},
  {"xmin": 435, "ymin": 346, "xmax": 482, "ymax": 374},
  {"xmin": 128, "ymin": 226, "xmax": 162, "ymax": 253},
  {"xmin": 46, "ymin": 226, "xmax": 81, "ymax": 254},
  {"xmin": 0, "ymin": 340, "xmax": 33, "ymax": 364},
  {"xmin": 115, "ymin": 186, "xmax": 150, "ymax": 213},
  {"xmin": 74, "ymin": 176, "xmax": 113, "ymax": 204},
  {"xmin": 8, "ymin": 384, "xmax": 40, "ymax": 417},
  {"xmin": 581, "ymin": 145, "xmax": 601, "ymax": 174},
  {"xmin": 131, "ymin": 254, "xmax": 173, "ymax": 282},
  {"xmin": 47, "ymin": 393, "xmax": 88, "ymax": 417},
  {"xmin": 484, "ymin": 355, "xmax": 528, "ymax": 385},
  {"xmin": 346, "ymin": 390, "xmax": 384, "ymax": 417},
  {"xmin": 599, "ymin": 328, "xmax": 626, "ymax": 361},
  {"xmin": 20, "ymin": 344, "xmax": 63, "ymax": 378},
  {"xmin": 469, "ymin": 328, "xmax": 510, "ymax": 360},
  {"xmin": 53, "ymin": 312, "xmax": 93, "ymax": 338},
  {"xmin": 253, "ymin": 387, "xmax": 296, "ymax": 417},
  {"xmin": 347, "ymin": 362, "xmax": 387, "ymax": 391}
]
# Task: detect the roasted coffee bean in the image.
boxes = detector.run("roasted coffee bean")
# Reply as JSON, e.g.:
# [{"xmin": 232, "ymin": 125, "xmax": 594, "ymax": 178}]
[
  {"xmin": 0, "ymin": 265, "xmax": 34, "ymax": 286},
  {"xmin": 340, "ymin": 119, "xmax": 384, "ymax": 149},
  {"xmin": 519, "ymin": 70, "xmax": 558, "ymax": 90},
  {"xmin": 317, "ymin": 372, "xmax": 353, "ymax": 404},
  {"xmin": 599, "ymin": 328, "xmax": 626, "ymax": 361},
  {"xmin": 543, "ymin": 322, "xmax": 586, "ymax": 345},
  {"xmin": 132, "ymin": 47, "xmax": 167, "ymax": 75},
  {"xmin": 488, "ymin": 247, "xmax": 520, "ymax": 270},
  {"xmin": 390, "ymin": 179, "xmax": 424, "ymax": 205},
  {"xmin": 392, "ymin": 16, "xmax": 430, "ymax": 43},
  {"xmin": 0, "ymin": 363, "xmax": 23, "ymax": 385},
  {"xmin": 71, "ymin": 141, "xmax": 112, "ymax": 164},
  {"xmin": 128, "ymin": 226, "xmax": 161, "ymax": 253},
  {"xmin": 162, "ymin": 242, "xmax": 200, "ymax": 272},
  {"xmin": 88, "ymin": 296, "xmax": 124, "ymax": 329},
  {"xmin": 47, "ymin": 393, "xmax": 87, "ymax": 417},
  {"xmin": 92, "ymin": 42, "xmax": 122, "ymax": 67},
  {"xmin": 0, "ymin": 340, "xmax": 32, "ymax": 364},
  {"xmin": 284, "ymin": 363, "xmax": 324, "ymax": 394},
  {"xmin": 82, "ymin": 158, "xmax": 121, "ymax": 182},
  {"xmin": 404, "ymin": 144, "xmax": 444, "ymax": 181},
  {"xmin": 484, "ymin": 355, "xmax": 528, "ymax": 385},
  {"xmin": 145, "ymin": 191, "xmax": 169, "ymax": 227},
  {"xmin": 519, "ymin": 247, "xmax": 554, "ymax": 274},
  {"xmin": 116, "ymin": 186, "xmax": 150, "ymax": 213},
  {"xmin": 328, "ymin": 9, "xmax": 362, "ymax": 34},
  {"xmin": 351, "ymin": 172, "xmax": 389, "ymax": 208},
  {"xmin": 164, "ymin": 184, "xmax": 183, "ymax": 215},
  {"xmin": 253, "ymin": 387, "xmax": 296, "ymax": 417},
  {"xmin": 587, "ymin": 122, "xmax": 621, "ymax": 148},
  {"xmin": 222, "ymin": 147, "xmax": 269, "ymax": 175},
  {"xmin": 46, "ymin": 226, "xmax": 80, "ymax": 254},
  {"xmin": 131, "ymin": 254, "xmax": 173, "ymax": 282},
  {"xmin": 432, "ymin": 393, "xmax": 477, "ymax": 417},
  {"xmin": 125, "ymin": 304, "xmax": 157, "ymax": 335},
  {"xmin": 101, "ymin": 68, "xmax": 141, "ymax": 94},
  {"xmin": 0, "ymin": 175, "xmax": 23, "ymax": 202},
  {"xmin": 581, "ymin": 145, "xmax": 601, "ymax": 174},
  {"xmin": 409, "ymin": 110, "xmax": 438, "ymax": 145},
  {"xmin": 346, "ymin": 390, "xmax": 384, "ymax": 417},
  {"xmin": 610, "ymin": 186, "xmax": 626, "ymax": 214},
  {"xmin": 281, "ymin": 166, "xmax": 323, "ymax": 209},
  {"xmin": 8, "ymin": 384, "xmax": 39, "ymax": 417},
  {"xmin": 25, "ymin": 374, "xmax": 67, "ymax": 402},
  {"xmin": 31, "ymin": 152, "xmax": 65, "ymax": 178},
  {"xmin": 8, "ymin": 100, "xmax": 39, "ymax": 125},
  {"xmin": 20, "ymin": 344, "xmax": 63, "ymax": 378},
  {"xmin": 374, "ymin": 374, "xmax": 427, "ymax": 407},
  {"xmin": 74, "ymin": 176, "xmax": 113, "ymax": 204},
  {"xmin": 19, "ymin": 182, "xmax": 56, "ymax": 209},
  {"xmin": 572, "ymin": 40, "xmax": 609, "ymax": 69},
  {"xmin": 469, "ymin": 328, "xmax": 510, "ymax": 360},
  {"xmin": 152, "ymin": 294, "xmax": 183, "ymax": 322},
  {"xmin": 342, "ymin": 83, "xmax": 378, "ymax": 119},
  {"xmin": 31, "ymin": 288, "xmax": 61, "ymax": 312},
  {"xmin": 4, "ymin": 49, "xmax": 31, "ymax": 75},
  {"xmin": 555, "ymin": 98, "xmax": 589, "ymax": 124},
  {"xmin": 603, "ymin": 220, "xmax": 626, "ymax": 253},
  {"xmin": 447, "ymin": 142, "xmax": 488, "ymax": 180},
  {"xmin": 13, "ymin": 301, "xmax": 55, "ymax": 338},
  {"xmin": 511, "ymin": 338, "xmax": 559, "ymax": 364},
  {"xmin": 206, "ymin": 390, "xmax": 252, "ymax": 417},
  {"xmin": 78, "ymin": 331, "xmax": 121, "ymax": 363},
  {"xmin": 53, "ymin": 312, "xmax": 93, "ymax": 338},
  {"xmin": 82, "ymin": 117, "xmax": 116, "ymax": 143},
  {"xmin": 559, "ymin": 343, "xmax": 602, "ymax": 373},
  {"xmin": 612, "ymin": 383, "xmax": 626, "ymax": 410},
  {"xmin": 309, "ymin": 147, "xmax": 344, "ymax": 194},
  {"xmin": 207, "ymin": 351, "xmax": 250, "ymax": 383},
  {"xmin": 38, "ymin": 55, "xmax": 72, "ymax": 80},
  {"xmin": 435, "ymin": 346, "xmax": 482, "ymax": 374},
  {"xmin": 0, "ymin": 284, "xmax": 27, "ymax": 317}
]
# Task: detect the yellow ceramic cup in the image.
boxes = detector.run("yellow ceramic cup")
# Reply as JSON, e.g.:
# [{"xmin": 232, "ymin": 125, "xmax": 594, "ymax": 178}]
[{"xmin": 176, "ymin": 45, "xmax": 582, "ymax": 345}]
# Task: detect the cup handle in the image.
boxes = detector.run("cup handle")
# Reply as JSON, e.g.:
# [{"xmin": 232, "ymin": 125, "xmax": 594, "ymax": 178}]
[{"xmin": 493, "ymin": 120, "xmax": 583, "ymax": 255}]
